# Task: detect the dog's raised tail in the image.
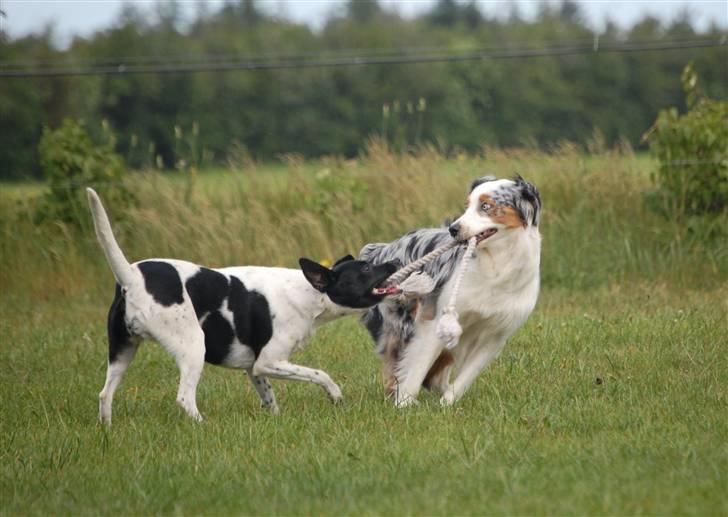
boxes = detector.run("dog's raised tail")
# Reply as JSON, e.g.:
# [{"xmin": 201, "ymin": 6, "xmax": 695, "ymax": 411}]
[{"xmin": 86, "ymin": 188, "xmax": 134, "ymax": 286}]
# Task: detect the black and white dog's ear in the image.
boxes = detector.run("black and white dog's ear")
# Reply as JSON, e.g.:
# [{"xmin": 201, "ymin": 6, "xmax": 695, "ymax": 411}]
[
  {"xmin": 333, "ymin": 254, "xmax": 355, "ymax": 268},
  {"xmin": 469, "ymin": 175, "xmax": 497, "ymax": 193},
  {"xmin": 299, "ymin": 258, "xmax": 335, "ymax": 292},
  {"xmin": 513, "ymin": 174, "xmax": 542, "ymax": 227}
]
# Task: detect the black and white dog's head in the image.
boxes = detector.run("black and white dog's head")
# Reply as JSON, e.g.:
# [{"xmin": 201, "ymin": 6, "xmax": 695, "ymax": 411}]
[
  {"xmin": 299, "ymin": 255, "xmax": 398, "ymax": 309},
  {"xmin": 449, "ymin": 175, "xmax": 541, "ymax": 246}
]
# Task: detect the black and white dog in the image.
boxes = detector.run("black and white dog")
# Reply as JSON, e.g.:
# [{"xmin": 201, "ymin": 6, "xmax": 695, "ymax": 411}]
[
  {"xmin": 86, "ymin": 189, "xmax": 398, "ymax": 424},
  {"xmin": 361, "ymin": 176, "xmax": 541, "ymax": 407}
]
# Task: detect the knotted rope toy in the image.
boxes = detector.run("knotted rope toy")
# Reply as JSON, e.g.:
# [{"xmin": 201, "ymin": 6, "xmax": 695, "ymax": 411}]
[
  {"xmin": 377, "ymin": 236, "xmax": 478, "ymax": 350},
  {"xmin": 378, "ymin": 238, "xmax": 459, "ymax": 299},
  {"xmin": 435, "ymin": 236, "xmax": 477, "ymax": 349}
]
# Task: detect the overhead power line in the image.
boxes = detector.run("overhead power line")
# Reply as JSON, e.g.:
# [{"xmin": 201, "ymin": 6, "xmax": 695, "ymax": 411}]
[
  {"xmin": 1, "ymin": 35, "xmax": 713, "ymax": 68},
  {"xmin": 0, "ymin": 37, "xmax": 725, "ymax": 78}
]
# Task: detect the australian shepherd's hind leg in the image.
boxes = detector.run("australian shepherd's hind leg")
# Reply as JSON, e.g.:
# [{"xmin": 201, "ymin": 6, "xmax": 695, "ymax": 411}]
[
  {"xmin": 422, "ymin": 350, "xmax": 455, "ymax": 395},
  {"xmin": 379, "ymin": 333, "xmax": 403, "ymax": 398}
]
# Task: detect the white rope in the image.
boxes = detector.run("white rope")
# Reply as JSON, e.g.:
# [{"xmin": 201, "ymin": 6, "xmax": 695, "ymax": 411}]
[
  {"xmin": 384, "ymin": 239, "xmax": 460, "ymax": 286},
  {"xmin": 445, "ymin": 236, "xmax": 476, "ymax": 312},
  {"xmin": 436, "ymin": 236, "xmax": 477, "ymax": 349}
]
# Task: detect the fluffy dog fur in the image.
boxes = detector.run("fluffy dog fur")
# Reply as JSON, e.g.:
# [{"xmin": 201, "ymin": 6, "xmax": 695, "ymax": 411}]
[{"xmin": 361, "ymin": 176, "xmax": 542, "ymax": 407}]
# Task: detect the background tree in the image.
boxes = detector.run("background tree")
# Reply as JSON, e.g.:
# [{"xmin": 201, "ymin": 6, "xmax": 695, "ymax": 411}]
[{"xmin": 0, "ymin": 0, "xmax": 725, "ymax": 178}]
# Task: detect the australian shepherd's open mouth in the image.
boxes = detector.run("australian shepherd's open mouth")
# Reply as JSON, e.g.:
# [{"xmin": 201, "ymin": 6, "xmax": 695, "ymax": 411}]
[{"xmin": 474, "ymin": 228, "xmax": 498, "ymax": 243}]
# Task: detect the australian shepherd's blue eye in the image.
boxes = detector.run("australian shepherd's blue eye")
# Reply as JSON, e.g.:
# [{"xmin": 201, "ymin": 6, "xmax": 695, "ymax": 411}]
[{"xmin": 481, "ymin": 203, "xmax": 492, "ymax": 212}]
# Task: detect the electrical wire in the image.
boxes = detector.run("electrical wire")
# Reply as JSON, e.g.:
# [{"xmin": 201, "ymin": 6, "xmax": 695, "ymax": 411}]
[{"xmin": 1, "ymin": 37, "xmax": 724, "ymax": 78}]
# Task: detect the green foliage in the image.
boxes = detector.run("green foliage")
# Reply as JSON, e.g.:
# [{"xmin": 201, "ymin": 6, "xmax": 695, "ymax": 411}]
[
  {"xmin": 647, "ymin": 64, "xmax": 728, "ymax": 217},
  {"xmin": 302, "ymin": 163, "xmax": 369, "ymax": 225},
  {"xmin": 36, "ymin": 119, "xmax": 133, "ymax": 225},
  {"xmin": 0, "ymin": 31, "xmax": 56, "ymax": 179},
  {"xmin": 2, "ymin": 3, "xmax": 726, "ymax": 179}
]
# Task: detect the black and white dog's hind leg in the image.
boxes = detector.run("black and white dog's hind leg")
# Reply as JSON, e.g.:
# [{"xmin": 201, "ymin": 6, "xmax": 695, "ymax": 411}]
[
  {"xmin": 99, "ymin": 285, "xmax": 141, "ymax": 425},
  {"xmin": 144, "ymin": 303, "xmax": 206, "ymax": 422},
  {"xmin": 245, "ymin": 369, "xmax": 279, "ymax": 414},
  {"xmin": 100, "ymin": 283, "xmax": 208, "ymax": 423}
]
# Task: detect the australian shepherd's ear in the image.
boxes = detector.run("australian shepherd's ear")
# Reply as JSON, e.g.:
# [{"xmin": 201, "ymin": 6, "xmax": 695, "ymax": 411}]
[
  {"xmin": 469, "ymin": 175, "xmax": 497, "ymax": 193},
  {"xmin": 513, "ymin": 175, "xmax": 542, "ymax": 227}
]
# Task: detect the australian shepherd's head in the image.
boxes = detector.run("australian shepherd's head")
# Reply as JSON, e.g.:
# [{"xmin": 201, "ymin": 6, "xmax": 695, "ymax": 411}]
[{"xmin": 448, "ymin": 175, "xmax": 541, "ymax": 247}]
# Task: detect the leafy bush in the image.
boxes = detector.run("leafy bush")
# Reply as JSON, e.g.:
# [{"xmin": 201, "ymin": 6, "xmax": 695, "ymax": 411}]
[
  {"xmin": 646, "ymin": 64, "xmax": 728, "ymax": 217},
  {"xmin": 36, "ymin": 119, "xmax": 134, "ymax": 225},
  {"xmin": 302, "ymin": 164, "xmax": 369, "ymax": 222}
]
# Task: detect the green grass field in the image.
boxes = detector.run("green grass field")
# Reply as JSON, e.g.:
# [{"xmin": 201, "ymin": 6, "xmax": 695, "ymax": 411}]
[{"xmin": 1, "ymin": 147, "xmax": 727, "ymax": 515}]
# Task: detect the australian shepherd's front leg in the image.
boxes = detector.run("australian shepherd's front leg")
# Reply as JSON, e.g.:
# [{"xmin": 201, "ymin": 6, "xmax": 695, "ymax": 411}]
[
  {"xmin": 392, "ymin": 319, "xmax": 444, "ymax": 407},
  {"xmin": 439, "ymin": 335, "xmax": 507, "ymax": 406}
]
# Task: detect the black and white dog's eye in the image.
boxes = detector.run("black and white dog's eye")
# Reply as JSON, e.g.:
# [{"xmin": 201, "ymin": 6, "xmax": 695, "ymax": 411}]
[{"xmin": 363, "ymin": 265, "xmax": 371, "ymax": 273}]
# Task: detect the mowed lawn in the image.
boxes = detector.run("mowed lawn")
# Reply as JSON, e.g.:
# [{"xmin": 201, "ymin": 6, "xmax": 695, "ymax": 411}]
[{"xmin": 1, "ymin": 149, "xmax": 727, "ymax": 515}]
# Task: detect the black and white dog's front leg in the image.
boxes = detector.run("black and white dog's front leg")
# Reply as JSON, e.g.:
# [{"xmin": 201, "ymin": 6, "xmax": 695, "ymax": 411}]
[
  {"xmin": 253, "ymin": 346, "xmax": 343, "ymax": 404},
  {"xmin": 245, "ymin": 369, "xmax": 279, "ymax": 414}
]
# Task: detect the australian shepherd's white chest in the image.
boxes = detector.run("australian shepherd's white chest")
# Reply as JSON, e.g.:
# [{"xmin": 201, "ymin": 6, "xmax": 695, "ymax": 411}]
[{"xmin": 361, "ymin": 175, "xmax": 542, "ymax": 407}]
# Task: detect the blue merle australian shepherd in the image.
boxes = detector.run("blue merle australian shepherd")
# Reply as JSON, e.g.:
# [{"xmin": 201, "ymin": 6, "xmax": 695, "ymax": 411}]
[{"xmin": 360, "ymin": 176, "xmax": 542, "ymax": 407}]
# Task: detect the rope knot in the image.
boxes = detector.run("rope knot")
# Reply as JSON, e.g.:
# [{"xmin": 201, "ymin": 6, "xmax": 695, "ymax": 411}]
[{"xmin": 436, "ymin": 307, "xmax": 462, "ymax": 350}]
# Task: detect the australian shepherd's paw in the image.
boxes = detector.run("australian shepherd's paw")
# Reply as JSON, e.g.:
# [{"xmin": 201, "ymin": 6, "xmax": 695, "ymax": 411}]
[
  {"xmin": 440, "ymin": 390, "xmax": 457, "ymax": 406},
  {"xmin": 394, "ymin": 392, "xmax": 420, "ymax": 408}
]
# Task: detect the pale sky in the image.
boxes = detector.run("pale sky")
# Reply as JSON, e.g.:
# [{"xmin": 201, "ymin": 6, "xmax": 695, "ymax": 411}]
[{"xmin": 2, "ymin": 0, "xmax": 727, "ymax": 48}]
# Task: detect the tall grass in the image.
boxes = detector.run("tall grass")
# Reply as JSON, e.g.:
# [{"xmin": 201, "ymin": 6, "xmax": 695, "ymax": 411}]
[
  {"xmin": 2, "ymin": 146, "xmax": 727, "ymax": 515},
  {"xmin": 1, "ymin": 142, "xmax": 725, "ymax": 302}
]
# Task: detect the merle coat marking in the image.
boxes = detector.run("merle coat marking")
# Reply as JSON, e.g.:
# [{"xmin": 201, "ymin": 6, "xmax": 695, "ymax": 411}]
[
  {"xmin": 360, "ymin": 176, "xmax": 542, "ymax": 407},
  {"xmin": 87, "ymin": 189, "xmax": 395, "ymax": 424}
]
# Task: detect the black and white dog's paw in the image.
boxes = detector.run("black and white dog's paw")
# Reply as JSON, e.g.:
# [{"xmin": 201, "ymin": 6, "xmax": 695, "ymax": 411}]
[{"xmin": 327, "ymin": 384, "xmax": 343, "ymax": 404}]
